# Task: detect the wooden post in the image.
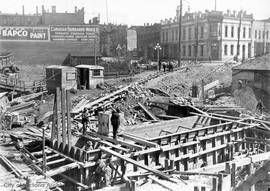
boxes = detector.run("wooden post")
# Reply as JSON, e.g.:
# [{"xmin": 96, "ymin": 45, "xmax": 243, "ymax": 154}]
[
  {"xmin": 249, "ymin": 163, "xmax": 255, "ymax": 191},
  {"xmin": 42, "ymin": 128, "xmax": 47, "ymax": 173},
  {"xmin": 61, "ymin": 88, "xmax": 66, "ymax": 150},
  {"xmin": 66, "ymin": 90, "xmax": 71, "ymax": 152},
  {"xmin": 231, "ymin": 163, "xmax": 236, "ymax": 188},
  {"xmin": 51, "ymin": 93, "xmax": 57, "ymax": 144},
  {"xmin": 56, "ymin": 88, "xmax": 61, "ymax": 147}
]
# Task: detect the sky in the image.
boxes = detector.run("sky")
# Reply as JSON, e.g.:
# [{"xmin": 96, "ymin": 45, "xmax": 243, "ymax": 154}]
[{"xmin": 0, "ymin": 0, "xmax": 269, "ymax": 25}]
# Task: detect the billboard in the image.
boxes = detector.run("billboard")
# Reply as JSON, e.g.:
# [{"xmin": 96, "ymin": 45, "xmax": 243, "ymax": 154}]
[
  {"xmin": 50, "ymin": 25, "xmax": 99, "ymax": 42},
  {"xmin": 0, "ymin": 26, "xmax": 49, "ymax": 41},
  {"xmin": 127, "ymin": 29, "xmax": 137, "ymax": 51}
]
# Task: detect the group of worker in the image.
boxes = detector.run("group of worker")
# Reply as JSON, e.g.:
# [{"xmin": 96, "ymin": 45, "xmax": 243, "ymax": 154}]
[
  {"xmin": 82, "ymin": 107, "xmax": 121, "ymax": 139},
  {"xmin": 158, "ymin": 60, "xmax": 174, "ymax": 72}
]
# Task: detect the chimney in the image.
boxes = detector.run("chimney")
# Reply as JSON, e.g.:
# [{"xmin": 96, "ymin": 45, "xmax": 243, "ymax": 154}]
[
  {"xmin": 42, "ymin": 5, "xmax": 45, "ymax": 14},
  {"xmin": 52, "ymin": 6, "xmax": 56, "ymax": 13},
  {"xmin": 75, "ymin": 6, "xmax": 77, "ymax": 13},
  {"xmin": 22, "ymin": 5, "xmax": 25, "ymax": 15},
  {"xmin": 36, "ymin": 6, "xmax": 38, "ymax": 15}
]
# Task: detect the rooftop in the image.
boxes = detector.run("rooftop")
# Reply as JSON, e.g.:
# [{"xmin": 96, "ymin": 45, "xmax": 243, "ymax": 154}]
[
  {"xmin": 75, "ymin": 64, "xmax": 104, "ymax": 70},
  {"xmin": 233, "ymin": 54, "xmax": 270, "ymax": 71}
]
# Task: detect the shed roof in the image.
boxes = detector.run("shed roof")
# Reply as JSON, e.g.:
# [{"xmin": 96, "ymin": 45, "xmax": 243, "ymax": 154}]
[
  {"xmin": 75, "ymin": 65, "xmax": 104, "ymax": 70},
  {"xmin": 46, "ymin": 65, "xmax": 75, "ymax": 70},
  {"xmin": 233, "ymin": 54, "xmax": 270, "ymax": 71}
]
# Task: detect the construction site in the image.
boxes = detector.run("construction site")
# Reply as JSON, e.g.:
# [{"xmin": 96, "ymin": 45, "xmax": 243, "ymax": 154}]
[{"xmin": 0, "ymin": 49, "xmax": 270, "ymax": 191}]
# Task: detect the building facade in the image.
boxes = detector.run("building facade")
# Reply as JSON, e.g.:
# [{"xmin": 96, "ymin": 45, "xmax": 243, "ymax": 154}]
[
  {"xmin": 253, "ymin": 19, "xmax": 270, "ymax": 56},
  {"xmin": 0, "ymin": 5, "xmax": 84, "ymax": 26},
  {"xmin": 99, "ymin": 24, "xmax": 128, "ymax": 57},
  {"xmin": 136, "ymin": 23, "xmax": 161, "ymax": 60},
  {"xmin": 160, "ymin": 9, "xmax": 254, "ymax": 61}
]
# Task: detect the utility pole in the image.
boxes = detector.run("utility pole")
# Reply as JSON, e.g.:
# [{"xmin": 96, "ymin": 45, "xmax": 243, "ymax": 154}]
[
  {"xmin": 236, "ymin": 10, "xmax": 242, "ymax": 62},
  {"xmin": 106, "ymin": 0, "xmax": 109, "ymax": 24},
  {"xmin": 178, "ymin": 0, "xmax": 183, "ymax": 67}
]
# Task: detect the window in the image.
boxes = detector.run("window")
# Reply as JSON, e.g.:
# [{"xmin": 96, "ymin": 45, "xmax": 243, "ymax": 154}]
[
  {"xmin": 224, "ymin": 45, "xmax": 228, "ymax": 55},
  {"xmin": 93, "ymin": 70, "xmax": 101, "ymax": 76},
  {"xmin": 176, "ymin": 30, "xmax": 178, "ymax": 41},
  {"xmin": 66, "ymin": 72, "xmax": 76, "ymax": 80},
  {"xmin": 162, "ymin": 31, "xmax": 165, "ymax": 42},
  {"xmin": 243, "ymin": 27, "xmax": 246, "ymax": 38},
  {"xmin": 166, "ymin": 31, "xmax": 168, "ymax": 41},
  {"xmin": 231, "ymin": 45, "xmax": 234, "ymax": 55},
  {"xmin": 201, "ymin": 26, "xmax": 204, "ymax": 38},
  {"xmin": 188, "ymin": 27, "xmax": 191, "ymax": 40},
  {"xmin": 255, "ymin": 30, "xmax": 257, "ymax": 39},
  {"xmin": 172, "ymin": 31, "xmax": 174, "ymax": 41},
  {"xmin": 183, "ymin": 45, "xmax": 186, "ymax": 56},
  {"xmin": 183, "ymin": 28, "xmax": 186, "ymax": 40},
  {"xmin": 231, "ymin": 26, "xmax": 234, "ymax": 38},
  {"xmin": 259, "ymin": 31, "xmax": 261, "ymax": 39},
  {"xmin": 200, "ymin": 45, "xmax": 204, "ymax": 56},
  {"xmin": 188, "ymin": 45, "xmax": 192, "ymax": 56},
  {"xmin": 248, "ymin": 28, "xmax": 251, "ymax": 38},
  {"xmin": 225, "ymin": 26, "xmax": 228, "ymax": 37}
]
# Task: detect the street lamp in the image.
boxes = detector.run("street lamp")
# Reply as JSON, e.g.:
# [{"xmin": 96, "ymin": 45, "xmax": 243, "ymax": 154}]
[{"xmin": 154, "ymin": 43, "xmax": 162, "ymax": 70}]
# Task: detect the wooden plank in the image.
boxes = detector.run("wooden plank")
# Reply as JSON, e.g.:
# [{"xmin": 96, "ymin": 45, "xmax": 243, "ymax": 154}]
[
  {"xmin": 121, "ymin": 133, "xmax": 159, "ymax": 148},
  {"xmin": 148, "ymin": 175, "xmax": 176, "ymax": 191},
  {"xmin": 46, "ymin": 162, "xmax": 79, "ymax": 177},
  {"xmin": 138, "ymin": 102, "xmax": 159, "ymax": 121},
  {"xmin": 56, "ymin": 87, "xmax": 61, "ymax": 147},
  {"xmin": 61, "ymin": 88, "xmax": 66, "ymax": 149},
  {"xmin": 100, "ymin": 147, "xmax": 179, "ymax": 183},
  {"xmin": 66, "ymin": 90, "xmax": 71, "ymax": 151},
  {"xmin": 46, "ymin": 158, "xmax": 66, "ymax": 166},
  {"xmin": 86, "ymin": 132, "xmax": 144, "ymax": 151}
]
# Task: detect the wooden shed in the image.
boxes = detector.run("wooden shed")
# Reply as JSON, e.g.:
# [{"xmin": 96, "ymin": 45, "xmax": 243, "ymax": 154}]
[
  {"xmin": 76, "ymin": 65, "xmax": 104, "ymax": 89},
  {"xmin": 46, "ymin": 65, "xmax": 77, "ymax": 93}
]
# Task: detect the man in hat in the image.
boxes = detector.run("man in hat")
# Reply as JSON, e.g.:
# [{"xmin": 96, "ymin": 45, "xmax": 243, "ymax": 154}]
[
  {"xmin": 82, "ymin": 108, "xmax": 89, "ymax": 135},
  {"xmin": 111, "ymin": 108, "xmax": 120, "ymax": 140}
]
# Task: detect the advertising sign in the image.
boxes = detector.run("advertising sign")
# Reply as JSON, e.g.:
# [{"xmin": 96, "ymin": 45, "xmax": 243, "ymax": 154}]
[
  {"xmin": 50, "ymin": 25, "xmax": 99, "ymax": 41},
  {"xmin": 0, "ymin": 27, "xmax": 49, "ymax": 41}
]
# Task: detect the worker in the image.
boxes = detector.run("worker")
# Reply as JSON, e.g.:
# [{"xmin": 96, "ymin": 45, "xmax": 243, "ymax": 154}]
[
  {"xmin": 162, "ymin": 62, "xmax": 167, "ymax": 72},
  {"xmin": 256, "ymin": 99, "xmax": 263, "ymax": 115},
  {"xmin": 158, "ymin": 60, "xmax": 162, "ymax": 71},
  {"xmin": 95, "ymin": 158, "xmax": 113, "ymax": 188},
  {"xmin": 111, "ymin": 108, "xmax": 120, "ymax": 140},
  {"xmin": 82, "ymin": 108, "xmax": 89, "ymax": 135}
]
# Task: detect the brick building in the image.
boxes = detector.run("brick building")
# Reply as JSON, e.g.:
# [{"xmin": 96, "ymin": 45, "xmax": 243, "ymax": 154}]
[
  {"xmin": 0, "ymin": 5, "xmax": 84, "ymax": 26},
  {"xmin": 136, "ymin": 23, "xmax": 161, "ymax": 60},
  {"xmin": 99, "ymin": 24, "xmax": 128, "ymax": 57},
  {"xmin": 160, "ymin": 8, "xmax": 254, "ymax": 61}
]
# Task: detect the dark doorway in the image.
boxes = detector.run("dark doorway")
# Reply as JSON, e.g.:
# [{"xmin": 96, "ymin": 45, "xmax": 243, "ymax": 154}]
[
  {"xmin": 242, "ymin": 45, "xmax": 246, "ymax": 61},
  {"xmin": 78, "ymin": 68, "xmax": 89, "ymax": 89}
]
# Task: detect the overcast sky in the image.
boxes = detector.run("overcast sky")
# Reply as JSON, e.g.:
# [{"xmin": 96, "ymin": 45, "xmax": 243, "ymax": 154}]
[{"xmin": 1, "ymin": 0, "xmax": 269, "ymax": 25}]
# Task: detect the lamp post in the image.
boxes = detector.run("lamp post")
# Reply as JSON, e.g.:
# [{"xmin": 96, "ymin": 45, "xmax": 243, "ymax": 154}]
[{"xmin": 154, "ymin": 43, "xmax": 162, "ymax": 70}]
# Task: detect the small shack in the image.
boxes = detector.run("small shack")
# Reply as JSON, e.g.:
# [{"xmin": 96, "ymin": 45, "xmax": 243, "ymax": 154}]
[
  {"xmin": 46, "ymin": 65, "xmax": 77, "ymax": 93},
  {"xmin": 76, "ymin": 65, "xmax": 104, "ymax": 89}
]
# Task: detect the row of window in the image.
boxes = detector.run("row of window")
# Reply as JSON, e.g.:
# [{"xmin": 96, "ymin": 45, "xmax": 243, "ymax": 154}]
[
  {"xmin": 162, "ymin": 26, "xmax": 205, "ymax": 42},
  {"xmin": 223, "ymin": 44, "xmax": 251, "ymax": 56},
  {"xmin": 255, "ymin": 30, "xmax": 269, "ymax": 40},
  {"xmin": 181, "ymin": 45, "xmax": 204, "ymax": 57},
  {"xmin": 224, "ymin": 26, "xmax": 251, "ymax": 39}
]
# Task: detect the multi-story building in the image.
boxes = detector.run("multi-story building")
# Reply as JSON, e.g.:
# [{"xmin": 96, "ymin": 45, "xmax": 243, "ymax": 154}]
[
  {"xmin": 136, "ymin": 23, "xmax": 161, "ymax": 60},
  {"xmin": 253, "ymin": 18, "xmax": 270, "ymax": 56},
  {"xmin": 160, "ymin": 8, "xmax": 254, "ymax": 61},
  {"xmin": 99, "ymin": 24, "xmax": 128, "ymax": 57},
  {"xmin": 0, "ymin": 5, "xmax": 84, "ymax": 26}
]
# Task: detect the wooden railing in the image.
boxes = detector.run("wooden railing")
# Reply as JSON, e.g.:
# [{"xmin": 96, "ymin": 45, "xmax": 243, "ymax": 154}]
[{"xmin": 0, "ymin": 73, "xmax": 46, "ymax": 92}]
